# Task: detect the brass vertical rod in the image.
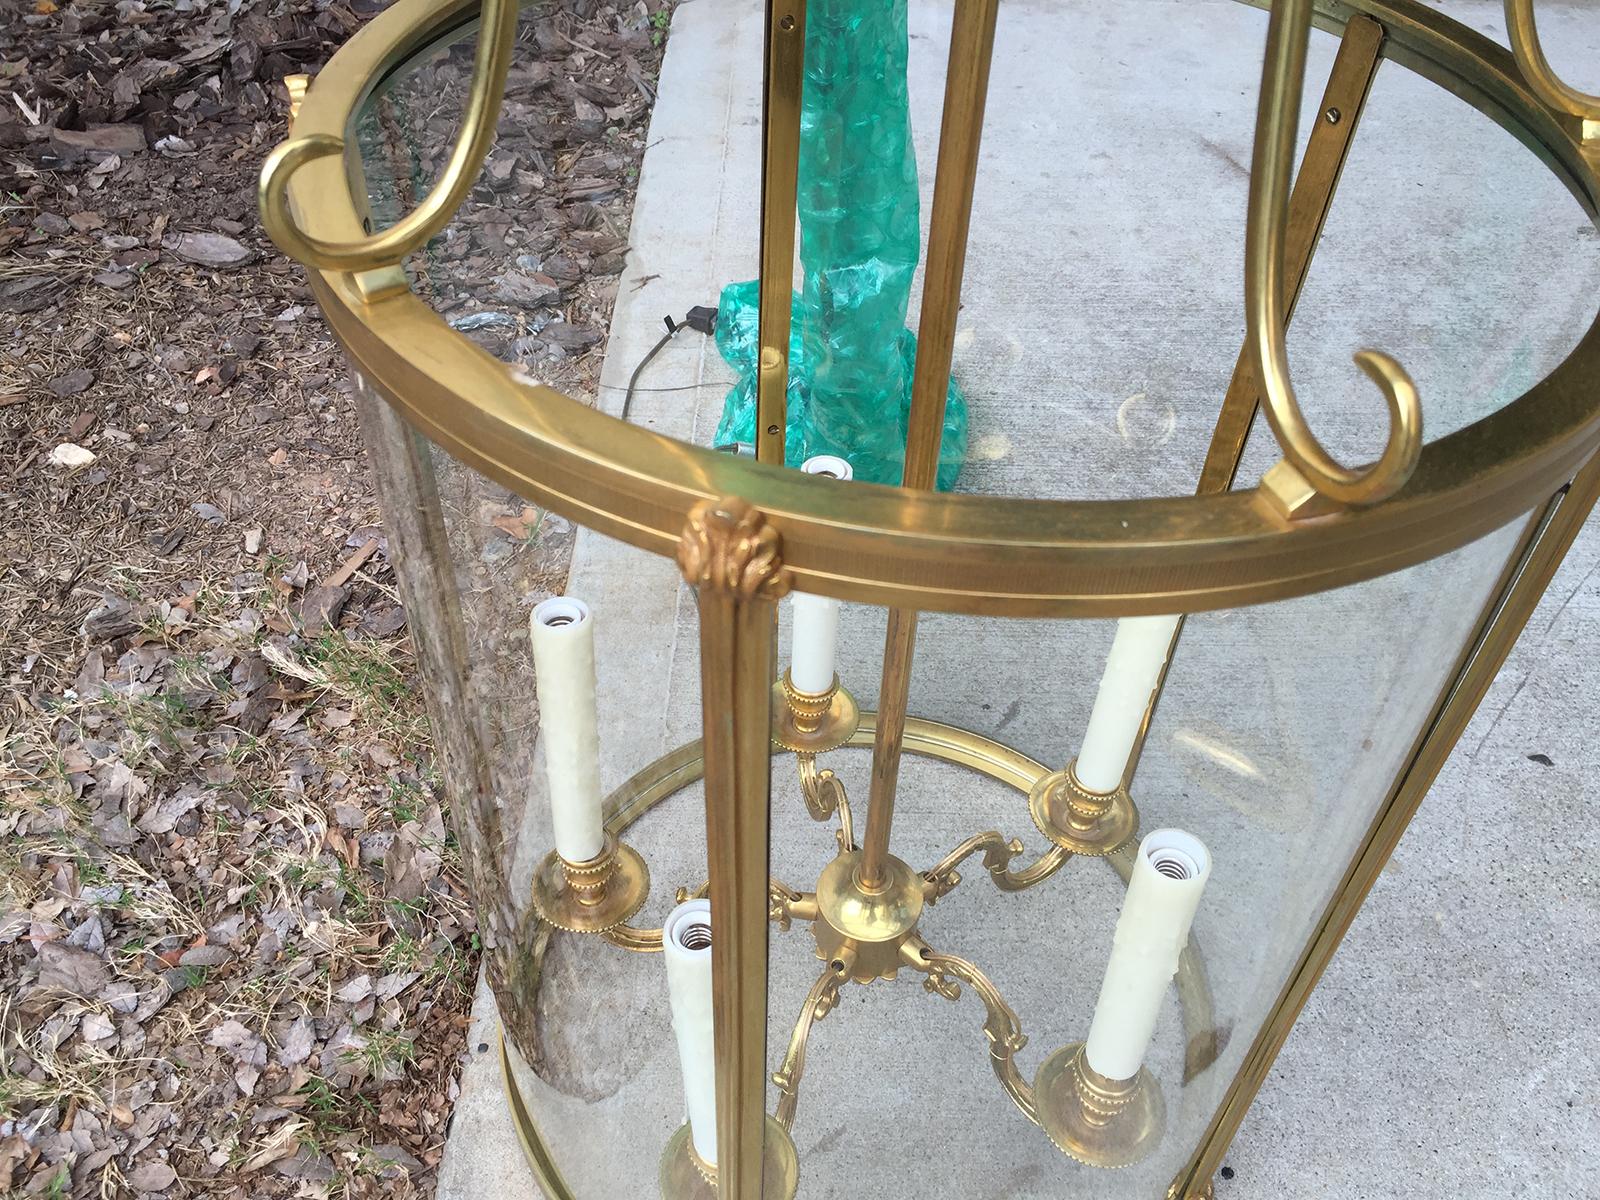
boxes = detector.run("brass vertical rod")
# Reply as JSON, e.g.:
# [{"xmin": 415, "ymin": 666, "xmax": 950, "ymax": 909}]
[
  {"xmin": 1197, "ymin": 13, "xmax": 1386, "ymax": 496},
  {"xmin": 1175, "ymin": 451, "xmax": 1600, "ymax": 1197},
  {"xmin": 683, "ymin": 503, "xmax": 787, "ymax": 1200},
  {"xmin": 900, "ymin": 0, "xmax": 1000, "ymax": 490},
  {"xmin": 861, "ymin": 607, "xmax": 918, "ymax": 887},
  {"xmin": 860, "ymin": 0, "xmax": 1001, "ymax": 891},
  {"xmin": 1120, "ymin": 15, "xmax": 1387, "ymax": 790},
  {"xmin": 756, "ymin": 0, "xmax": 808, "ymax": 466},
  {"xmin": 703, "ymin": 594, "xmax": 777, "ymax": 1199}
]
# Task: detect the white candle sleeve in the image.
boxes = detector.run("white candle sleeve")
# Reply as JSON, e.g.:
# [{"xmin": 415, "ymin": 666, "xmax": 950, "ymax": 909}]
[
  {"xmin": 1084, "ymin": 829, "xmax": 1211, "ymax": 1081},
  {"xmin": 789, "ymin": 592, "xmax": 840, "ymax": 695},
  {"xmin": 788, "ymin": 455, "xmax": 853, "ymax": 695},
  {"xmin": 1074, "ymin": 614, "xmax": 1182, "ymax": 793},
  {"xmin": 664, "ymin": 899, "xmax": 718, "ymax": 1166},
  {"xmin": 530, "ymin": 597, "xmax": 605, "ymax": 862}
]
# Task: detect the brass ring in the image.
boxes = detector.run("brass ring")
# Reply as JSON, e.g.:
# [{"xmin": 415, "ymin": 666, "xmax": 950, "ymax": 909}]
[{"xmin": 285, "ymin": 0, "xmax": 1600, "ymax": 618}]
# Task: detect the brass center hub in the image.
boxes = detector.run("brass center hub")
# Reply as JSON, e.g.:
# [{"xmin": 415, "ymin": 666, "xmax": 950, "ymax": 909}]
[{"xmin": 811, "ymin": 850, "xmax": 924, "ymax": 982}]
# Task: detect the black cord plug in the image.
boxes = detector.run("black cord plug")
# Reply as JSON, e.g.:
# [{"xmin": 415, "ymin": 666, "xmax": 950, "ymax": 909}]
[
  {"xmin": 621, "ymin": 305, "xmax": 720, "ymax": 422},
  {"xmin": 683, "ymin": 305, "xmax": 719, "ymax": 335}
]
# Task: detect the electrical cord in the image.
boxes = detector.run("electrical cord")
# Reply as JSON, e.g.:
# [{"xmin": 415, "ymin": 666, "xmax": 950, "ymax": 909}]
[{"xmin": 620, "ymin": 305, "xmax": 718, "ymax": 422}]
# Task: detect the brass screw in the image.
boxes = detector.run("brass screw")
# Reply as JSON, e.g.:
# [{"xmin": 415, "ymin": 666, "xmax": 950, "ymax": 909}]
[
  {"xmin": 1324, "ymin": 106, "xmax": 1342, "ymax": 125},
  {"xmin": 780, "ymin": 14, "xmax": 796, "ymax": 31}
]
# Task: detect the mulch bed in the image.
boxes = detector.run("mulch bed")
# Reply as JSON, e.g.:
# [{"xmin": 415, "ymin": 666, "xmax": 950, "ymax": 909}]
[{"xmin": 0, "ymin": 0, "xmax": 672, "ymax": 1195}]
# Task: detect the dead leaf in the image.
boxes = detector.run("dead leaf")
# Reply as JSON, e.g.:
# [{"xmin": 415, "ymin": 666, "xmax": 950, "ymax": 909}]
[
  {"xmin": 126, "ymin": 1162, "xmax": 176, "ymax": 1192},
  {"xmin": 163, "ymin": 230, "xmax": 253, "ymax": 268},
  {"xmin": 277, "ymin": 1016, "xmax": 314, "ymax": 1066},
  {"xmin": 296, "ymin": 584, "xmax": 349, "ymax": 633},
  {"xmin": 209, "ymin": 1019, "xmax": 268, "ymax": 1066},
  {"xmin": 35, "ymin": 942, "xmax": 110, "ymax": 995},
  {"xmin": 491, "ymin": 507, "xmax": 542, "ymax": 540},
  {"xmin": 50, "ymin": 124, "xmax": 145, "ymax": 157}
]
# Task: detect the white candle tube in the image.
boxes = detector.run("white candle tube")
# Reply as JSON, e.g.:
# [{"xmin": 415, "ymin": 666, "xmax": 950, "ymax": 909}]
[
  {"xmin": 789, "ymin": 592, "xmax": 839, "ymax": 695},
  {"xmin": 664, "ymin": 899, "xmax": 718, "ymax": 1166},
  {"xmin": 1074, "ymin": 615, "xmax": 1182, "ymax": 793},
  {"xmin": 788, "ymin": 455, "xmax": 853, "ymax": 694},
  {"xmin": 530, "ymin": 597, "xmax": 605, "ymax": 862},
  {"xmin": 1084, "ymin": 829, "xmax": 1211, "ymax": 1081}
]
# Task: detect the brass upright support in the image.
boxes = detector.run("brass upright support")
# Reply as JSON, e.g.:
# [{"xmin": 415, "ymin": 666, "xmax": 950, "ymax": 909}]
[
  {"xmin": 756, "ymin": 0, "xmax": 807, "ymax": 465},
  {"xmin": 1124, "ymin": 15, "xmax": 1387, "ymax": 790},
  {"xmin": 861, "ymin": 0, "xmax": 1001, "ymax": 892},
  {"xmin": 284, "ymin": 73, "xmax": 310, "ymax": 123},
  {"xmin": 862, "ymin": 609, "xmax": 918, "ymax": 890},
  {"xmin": 1197, "ymin": 14, "xmax": 1386, "ymax": 497},
  {"xmin": 1246, "ymin": 0, "xmax": 1421, "ymax": 509},
  {"xmin": 678, "ymin": 499, "xmax": 789, "ymax": 1200}
]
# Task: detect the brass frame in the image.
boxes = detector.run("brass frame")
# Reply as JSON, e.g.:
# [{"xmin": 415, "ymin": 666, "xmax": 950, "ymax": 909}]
[
  {"xmin": 259, "ymin": 0, "xmax": 516, "ymax": 299},
  {"xmin": 271, "ymin": 0, "xmax": 1600, "ymax": 617},
  {"xmin": 267, "ymin": 0, "xmax": 1600, "ymax": 1197},
  {"xmin": 755, "ymin": 1, "xmax": 807, "ymax": 466},
  {"xmin": 1245, "ymin": 0, "xmax": 1422, "ymax": 510}
]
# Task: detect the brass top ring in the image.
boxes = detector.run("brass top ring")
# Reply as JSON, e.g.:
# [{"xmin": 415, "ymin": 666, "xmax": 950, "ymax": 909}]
[{"xmin": 276, "ymin": 0, "xmax": 1600, "ymax": 617}]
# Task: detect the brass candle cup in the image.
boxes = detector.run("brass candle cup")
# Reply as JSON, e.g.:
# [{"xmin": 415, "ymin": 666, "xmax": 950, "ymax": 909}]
[
  {"xmin": 658, "ymin": 1116, "xmax": 800, "ymax": 1200},
  {"xmin": 1029, "ymin": 757, "xmax": 1140, "ymax": 856},
  {"xmin": 1034, "ymin": 1042, "xmax": 1166, "ymax": 1169},
  {"xmin": 529, "ymin": 834, "xmax": 650, "ymax": 934},
  {"xmin": 771, "ymin": 670, "xmax": 861, "ymax": 755}
]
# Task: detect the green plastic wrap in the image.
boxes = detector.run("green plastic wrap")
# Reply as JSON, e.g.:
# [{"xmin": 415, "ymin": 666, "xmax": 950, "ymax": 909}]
[{"xmin": 713, "ymin": 0, "xmax": 968, "ymax": 489}]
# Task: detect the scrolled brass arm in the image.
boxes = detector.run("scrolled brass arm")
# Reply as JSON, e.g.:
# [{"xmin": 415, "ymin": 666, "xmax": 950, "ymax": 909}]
[
  {"xmin": 772, "ymin": 966, "xmax": 844, "ymax": 1131},
  {"xmin": 1504, "ymin": 0, "xmax": 1600, "ymax": 131},
  {"xmin": 797, "ymin": 754, "xmax": 854, "ymax": 850},
  {"xmin": 903, "ymin": 936, "xmax": 1036, "ymax": 1123},
  {"xmin": 922, "ymin": 832, "xmax": 1072, "ymax": 899},
  {"xmin": 1246, "ymin": 0, "xmax": 1422, "ymax": 507},
  {"xmin": 258, "ymin": 0, "xmax": 519, "ymax": 275}
]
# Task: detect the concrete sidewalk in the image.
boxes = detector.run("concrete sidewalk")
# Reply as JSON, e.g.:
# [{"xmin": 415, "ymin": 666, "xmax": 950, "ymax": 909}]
[{"xmin": 435, "ymin": 2, "xmax": 1600, "ymax": 1198}]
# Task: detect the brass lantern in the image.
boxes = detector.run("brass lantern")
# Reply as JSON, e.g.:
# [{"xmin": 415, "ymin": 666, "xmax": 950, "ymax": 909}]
[{"xmin": 260, "ymin": 0, "xmax": 1600, "ymax": 1197}]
